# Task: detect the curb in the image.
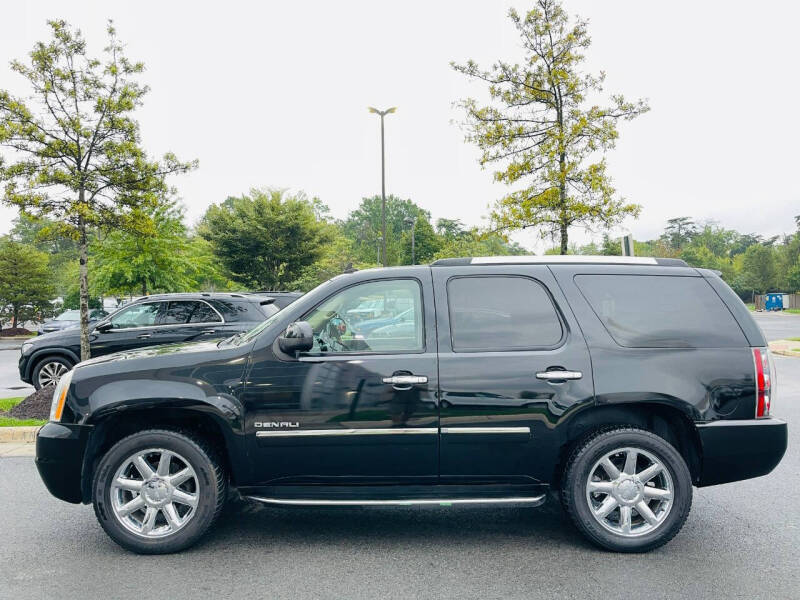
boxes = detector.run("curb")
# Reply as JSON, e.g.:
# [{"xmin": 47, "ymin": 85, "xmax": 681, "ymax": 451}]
[
  {"xmin": 768, "ymin": 339, "xmax": 800, "ymax": 358},
  {"xmin": 0, "ymin": 426, "xmax": 39, "ymax": 443}
]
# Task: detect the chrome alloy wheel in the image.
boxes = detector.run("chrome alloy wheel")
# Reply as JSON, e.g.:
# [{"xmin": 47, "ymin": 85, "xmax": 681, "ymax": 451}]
[
  {"xmin": 586, "ymin": 447, "xmax": 673, "ymax": 537},
  {"xmin": 110, "ymin": 448, "xmax": 200, "ymax": 538},
  {"xmin": 37, "ymin": 361, "xmax": 69, "ymax": 388}
]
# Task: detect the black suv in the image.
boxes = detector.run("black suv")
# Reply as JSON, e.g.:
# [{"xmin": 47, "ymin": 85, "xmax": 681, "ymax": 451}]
[
  {"xmin": 20, "ymin": 292, "xmax": 298, "ymax": 389},
  {"xmin": 35, "ymin": 257, "xmax": 787, "ymax": 554}
]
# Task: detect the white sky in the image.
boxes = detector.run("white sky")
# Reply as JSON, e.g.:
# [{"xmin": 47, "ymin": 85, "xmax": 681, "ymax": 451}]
[{"xmin": 1, "ymin": 1, "xmax": 798, "ymax": 252}]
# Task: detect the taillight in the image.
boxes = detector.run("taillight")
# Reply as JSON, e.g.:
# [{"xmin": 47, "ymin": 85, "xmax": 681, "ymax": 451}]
[{"xmin": 753, "ymin": 348, "xmax": 772, "ymax": 418}]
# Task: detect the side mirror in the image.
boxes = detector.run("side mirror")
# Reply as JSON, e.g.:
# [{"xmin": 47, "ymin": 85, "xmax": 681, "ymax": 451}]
[
  {"xmin": 95, "ymin": 321, "xmax": 112, "ymax": 333},
  {"xmin": 278, "ymin": 321, "xmax": 314, "ymax": 355}
]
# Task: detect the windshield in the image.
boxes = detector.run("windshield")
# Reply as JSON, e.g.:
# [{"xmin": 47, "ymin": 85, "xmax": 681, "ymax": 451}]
[
  {"xmin": 228, "ymin": 310, "xmax": 284, "ymax": 346},
  {"xmin": 55, "ymin": 310, "xmax": 80, "ymax": 321}
]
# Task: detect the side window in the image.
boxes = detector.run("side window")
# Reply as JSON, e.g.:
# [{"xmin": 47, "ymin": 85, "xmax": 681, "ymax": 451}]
[
  {"xmin": 303, "ymin": 279, "xmax": 424, "ymax": 354},
  {"xmin": 161, "ymin": 301, "xmax": 197, "ymax": 325},
  {"xmin": 189, "ymin": 302, "xmax": 222, "ymax": 323},
  {"xmin": 574, "ymin": 274, "xmax": 748, "ymax": 348},
  {"xmin": 109, "ymin": 302, "xmax": 161, "ymax": 329},
  {"xmin": 447, "ymin": 276, "xmax": 563, "ymax": 352}
]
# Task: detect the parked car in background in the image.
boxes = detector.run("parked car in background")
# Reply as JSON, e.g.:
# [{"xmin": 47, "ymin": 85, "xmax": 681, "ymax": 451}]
[
  {"xmin": 37, "ymin": 308, "xmax": 109, "ymax": 335},
  {"xmin": 34, "ymin": 256, "xmax": 786, "ymax": 554},
  {"xmin": 20, "ymin": 292, "xmax": 300, "ymax": 389},
  {"xmin": 245, "ymin": 291, "xmax": 303, "ymax": 309}
]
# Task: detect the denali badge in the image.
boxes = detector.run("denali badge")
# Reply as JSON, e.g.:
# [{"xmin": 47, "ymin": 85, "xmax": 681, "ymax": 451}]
[{"xmin": 255, "ymin": 421, "xmax": 300, "ymax": 429}]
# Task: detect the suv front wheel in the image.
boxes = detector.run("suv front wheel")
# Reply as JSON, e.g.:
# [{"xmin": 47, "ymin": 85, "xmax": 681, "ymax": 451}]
[
  {"xmin": 32, "ymin": 356, "xmax": 73, "ymax": 390},
  {"xmin": 562, "ymin": 427, "xmax": 692, "ymax": 552},
  {"xmin": 92, "ymin": 429, "xmax": 226, "ymax": 554}
]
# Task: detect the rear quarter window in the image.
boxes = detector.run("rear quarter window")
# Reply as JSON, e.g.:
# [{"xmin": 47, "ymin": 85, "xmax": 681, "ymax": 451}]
[{"xmin": 574, "ymin": 274, "xmax": 748, "ymax": 348}]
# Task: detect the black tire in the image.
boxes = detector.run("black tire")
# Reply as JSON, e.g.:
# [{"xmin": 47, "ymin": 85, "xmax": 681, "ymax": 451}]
[
  {"xmin": 31, "ymin": 356, "xmax": 73, "ymax": 390},
  {"xmin": 92, "ymin": 429, "xmax": 226, "ymax": 554},
  {"xmin": 562, "ymin": 427, "xmax": 692, "ymax": 553}
]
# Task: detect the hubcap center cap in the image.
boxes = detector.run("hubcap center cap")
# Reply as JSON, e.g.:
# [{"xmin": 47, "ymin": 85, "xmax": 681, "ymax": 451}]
[
  {"xmin": 142, "ymin": 478, "xmax": 172, "ymax": 507},
  {"xmin": 614, "ymin": 478, "xmax": 642, "ymax": 503}
]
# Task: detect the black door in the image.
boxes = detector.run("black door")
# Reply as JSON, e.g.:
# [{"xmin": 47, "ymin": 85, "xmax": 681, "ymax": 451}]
[
  {"xmin": 432, "ymin": 265, "xmax": 594, "ymax": 483},
  {"xmin": 242, "ymin": 273, "xmax": 439, "ymax": 485},
  {"xmin": 91, "ymin": 301, "xmax": 164, "ymax": 356}
]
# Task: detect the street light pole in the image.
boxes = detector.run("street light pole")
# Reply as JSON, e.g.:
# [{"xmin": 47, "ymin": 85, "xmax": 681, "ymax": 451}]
[
  {"xmin": 368, "ymin": 106, "xmax": 396, "ymax": 267},
  {"xmin": 404, "ymin": 215, "xmax": 418, "ymax": 265}
]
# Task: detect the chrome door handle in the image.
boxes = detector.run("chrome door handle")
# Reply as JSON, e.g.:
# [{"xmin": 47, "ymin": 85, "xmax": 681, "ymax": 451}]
[
  {"xmin": 382, "ymin": 375, "xmax": 428, "ymax": 385},
  {"xmin": 201, "ymin": 329, "xmax": 216, "ymax": 335},
  {"xmin": 137, "ymin": 333, "xmax": 152, "ymax": 339},
  {"xmin": 536, "ymin": 370, "xmax": 582, "ymax": 381}
]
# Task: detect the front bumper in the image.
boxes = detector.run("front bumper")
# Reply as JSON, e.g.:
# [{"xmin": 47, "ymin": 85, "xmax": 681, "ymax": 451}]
[
  {"xmin": 696, "ymin": 418, "xmax": 787, "ymax": 486},
  {"xmin": 35, "ymin": 422, "xmax": 93, "ymax": 504},
  {"xmin": 18, "ymin": 353, "xmax": 31, "ymax": 384}
]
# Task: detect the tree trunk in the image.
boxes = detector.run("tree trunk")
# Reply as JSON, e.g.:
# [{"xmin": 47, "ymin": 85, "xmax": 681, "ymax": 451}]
[
  {"xmin": 12, "ymin": 306, "xmax": 18, "ymax": 329},
  {"xmin": 78, "ymin": 215, "xmax": 91, "ymax": 361},
  {"xmin": 141, "ymin": 279, "xmax": 147, "ymax": 296},
  {"xmin": 560, "ymin": 219, "xmax": 569, "ymax": 255}
]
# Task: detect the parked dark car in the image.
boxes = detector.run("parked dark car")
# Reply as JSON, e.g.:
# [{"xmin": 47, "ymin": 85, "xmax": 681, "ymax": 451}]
[
  {"xmin": 35, "ymin": 257, "xmax": 787, "ymax": 554},
  {"xmin": 20, "ymin": 292, "xmax": 296, "ymax": 389},
  {"xmin": 37, "ymin": 308, "xmax": 108, "ymax": 335}
]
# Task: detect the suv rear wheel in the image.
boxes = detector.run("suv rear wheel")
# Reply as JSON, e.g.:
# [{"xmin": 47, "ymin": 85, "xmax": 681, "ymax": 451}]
[
  {"xmin": 32, "ymin": 356, "xmax": 73, "ymax": 390},
  {"xmin": 92, "ymin": 429, "xmax": 226, "ymax": 554},
  {"xmin": 561, "ymin": 427, "xmax": 692, "ymax": 552}
]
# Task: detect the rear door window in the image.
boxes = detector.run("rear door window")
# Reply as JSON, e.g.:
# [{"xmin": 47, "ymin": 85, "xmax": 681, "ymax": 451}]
[
  {"xmin": 574, "ymin": 274, "xmax": 747, "ymax": 348},
  {"xmin": 447, "ymin": 276, "xmax": 563, "ymax": 352},
  {"xmin": 161, "ymin": 301, "xmax": 197, "ymax": 325},
  {"xmin": 188, "ymin": 302, "xmax": 222, "ymax": 323}
]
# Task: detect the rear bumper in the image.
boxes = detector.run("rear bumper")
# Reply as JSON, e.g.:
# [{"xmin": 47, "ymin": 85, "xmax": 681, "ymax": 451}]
[
  {"xmin": 35, "ymin": 422, "xmax": 93, "ymax": 504},
  {"xmin": 696, "ymin": 418, "xmax": 787, "ymax": 486}
]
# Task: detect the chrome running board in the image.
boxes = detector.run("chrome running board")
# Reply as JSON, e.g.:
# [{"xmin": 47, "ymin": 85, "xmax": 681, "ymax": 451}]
[{"xmin": 245, "ymin": 495, "xmax": 546, "ymax": 507}]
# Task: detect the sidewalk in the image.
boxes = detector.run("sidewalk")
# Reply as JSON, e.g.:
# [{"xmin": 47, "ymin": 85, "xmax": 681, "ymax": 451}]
[
  {"xmin": 769, "ymin": 339, "xmax": 800, "ymax": 357},
  {"xmin": 0, "ymin": 426, "xmax": 38, "ymax": 457}
]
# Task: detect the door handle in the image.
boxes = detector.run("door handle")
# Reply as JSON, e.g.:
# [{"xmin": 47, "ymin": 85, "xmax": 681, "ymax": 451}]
[
  {"xmin": 382, "ymin": 375, "xmax": 428, "ymax": 386},
  {"xmin": 137, "ymin": 333, "xmax": 152, "ymax": 339},
  {"xmin": 536, "ymin": 370, "xmax": 582, "ymax": 381},
  {"xmin": 201, "ymin": 329, "xmax": 216, "ymax": 335}
]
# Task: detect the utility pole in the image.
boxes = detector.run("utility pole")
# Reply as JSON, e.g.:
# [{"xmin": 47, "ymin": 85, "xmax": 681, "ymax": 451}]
[
  {"xmin": 368, "ymin": 106, "xmax": 396, "ymax": 267},
  {"xmin": 404, "ymin": 215, "xmax": 418, "ymax": 265}
]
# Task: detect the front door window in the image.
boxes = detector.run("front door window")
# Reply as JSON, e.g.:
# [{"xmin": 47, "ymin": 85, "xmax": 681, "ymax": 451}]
[{"xmin": 303, "ymin": 279, "xmax": 424, "ymax": 354}]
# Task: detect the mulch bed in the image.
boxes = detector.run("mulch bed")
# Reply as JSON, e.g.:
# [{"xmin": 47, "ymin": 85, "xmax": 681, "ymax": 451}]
[
  {"xmin": 0, "ymin": 327, "xmax": 33, "ymax": 337},
  {"xmin": 8, "ymin": 385, "xmax": 55, "ymax": 420}
]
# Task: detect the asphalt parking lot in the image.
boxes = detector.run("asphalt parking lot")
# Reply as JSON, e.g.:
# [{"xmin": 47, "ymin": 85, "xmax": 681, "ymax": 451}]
[{"xmin": 0, "ymin": 312, "xmax": 797, "ymax": 599}]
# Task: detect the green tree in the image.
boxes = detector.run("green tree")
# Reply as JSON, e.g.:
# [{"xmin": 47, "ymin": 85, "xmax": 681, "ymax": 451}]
[
  {"xmin": 289, "ymin": 225, "xmax": 366, "ymax": 291},
  {"xmin": 342, "ymin": 195, "xmax": 429, "ymax": 266},
  {"xmin": 433, "ymin": 227, "xmax": 527, "ymax": 260},
  {"xmin": 199, "ymin": 188, "xmax": 332, "ymax": 290},
  {"xmin": 452, "ymin": 1, "xmax": 647, "ymax": 254},
  {"xmin": 93, "ymin": 199, "xmax": 223, "ymax": 296},
  {"xmin": 735, "ymin": 244, "xmax": 777, "ymax": 294},
  {"xmin": 661, "ymin": 217, "xmax": 697, "ymax": 249},
  {"xmin": 400, "ymin": 216, "xmax": 441, "ymax": 264},
  {"xmin": 0, "ymin": 240, "xmax": 55, "ymax": 329},
  {"xmin": 0, "ymin": 20, "xmax": 194, "ymax": 358}
]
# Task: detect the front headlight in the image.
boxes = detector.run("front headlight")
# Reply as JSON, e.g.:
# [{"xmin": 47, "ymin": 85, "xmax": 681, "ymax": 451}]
[
  {"xmin": 21, "ymin": 342, "xmax": 33, "ymax": 355},
  {"xmin": 49, "ymin": 369, "xmax": 74, "ymax": 422}
]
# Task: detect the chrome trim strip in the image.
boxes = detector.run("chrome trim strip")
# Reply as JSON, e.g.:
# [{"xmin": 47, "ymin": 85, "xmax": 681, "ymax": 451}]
[
  {"xmin": 256, "ymin": 428, "xmax": 438, "ymax": 438},
  {"xmin": 471, "ymin": 255, "xmax": 658, "ymax": 265},
  {"xmin": 246, "ymin": 495, "xmax": 546, "ymax": 507},
  {"xmin": 695, "ymin": 418, "xmax": 786, "ymax": 428},
  {"xmin": 441, "ymin": 427, "xmax": 531, "ymax": 435}
]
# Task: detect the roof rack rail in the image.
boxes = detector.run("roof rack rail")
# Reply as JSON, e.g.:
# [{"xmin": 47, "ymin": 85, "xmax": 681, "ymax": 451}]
[{"xmin": 430, "ymin": 256, "xmax": 688, "ymax": 267}]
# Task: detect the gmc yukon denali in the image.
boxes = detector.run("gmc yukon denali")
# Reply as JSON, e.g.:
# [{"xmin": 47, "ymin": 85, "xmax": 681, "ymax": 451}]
[{"xmin": 35, "ymin": 256, "xmax": 788, "ymax": 554}]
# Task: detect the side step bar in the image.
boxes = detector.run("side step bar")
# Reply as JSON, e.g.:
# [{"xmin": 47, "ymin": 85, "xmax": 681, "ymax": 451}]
[{"xmin": 245, "ymin": 495, "xmax": 546, "ymax": 507}]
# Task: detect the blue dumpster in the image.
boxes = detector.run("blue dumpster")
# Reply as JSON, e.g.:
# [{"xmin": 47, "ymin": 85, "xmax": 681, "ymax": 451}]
[{"xmin": 765, "ymin": 293, "xmax": 786, "ymax": 311}]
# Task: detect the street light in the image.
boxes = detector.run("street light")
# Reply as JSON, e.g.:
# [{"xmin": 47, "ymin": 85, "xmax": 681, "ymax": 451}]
[
  {"xmin": 404, "ymin": 215, "xmax": 418, "ymax": 265},
  {"xmin": 368, "ymin": 106, "xmax": 396, "ymax": 267}
]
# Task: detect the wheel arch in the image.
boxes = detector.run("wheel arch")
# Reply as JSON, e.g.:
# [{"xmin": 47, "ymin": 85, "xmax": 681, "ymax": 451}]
[
  {"xmin": 26, "ymin": 348, "xmax": 79, "ymax": 380},
  {"xmin": 553, "ymin": 402, "xmax": 702, "ymax": 487},
  {"xmin": 80, "ymin": 403, "xmax": 247, "ymax": 504}
]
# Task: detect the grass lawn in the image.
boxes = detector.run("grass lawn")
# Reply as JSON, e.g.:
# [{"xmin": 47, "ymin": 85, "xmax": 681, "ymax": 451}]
[
  {"xmin": 0, "ymin": 397, "xmax": 24, "ymax": 412},
  {"xmin": 785, "ymin": 308, "xmax": 800, "ymax": 314},
  {"xmin": 786, "ymin": 337, "xmax": 800, "ymax": 342},
  {"xmin": 0, "ymin": 416, "xmax": 45, "ymax": 427},
  {"xmin": 0, "ymin": 397, "xmax": 45, "ymax": 427},
  {"xmin": 745, "ymin": 303, "xmax": 755, "ymax": 311}
]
